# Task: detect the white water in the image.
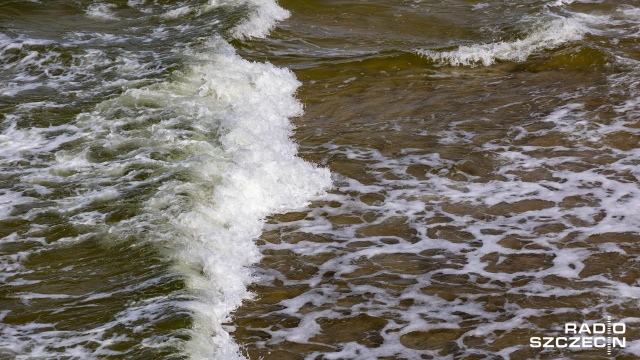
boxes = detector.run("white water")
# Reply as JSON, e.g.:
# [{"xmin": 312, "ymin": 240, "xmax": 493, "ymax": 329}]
[
  {"xmin": 0, "ymin": 0, "xmax": 331, "ymax": 358},
  {"xmin": 228, "ymin": 1, "xmax": 640, "ymax": 358},
  {"xmin": 417, "ymin": 16, "xmax": 588, "ymax": 67}
]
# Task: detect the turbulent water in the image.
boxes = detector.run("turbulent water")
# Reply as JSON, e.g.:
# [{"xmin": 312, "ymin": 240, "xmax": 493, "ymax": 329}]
[
  {"xmin": 1, "ymin": 0, "xmax": 640, "ymax": 359},
  {"xmin": 0, "ymin": 0, "xmax": 331, "ymax": 358}
]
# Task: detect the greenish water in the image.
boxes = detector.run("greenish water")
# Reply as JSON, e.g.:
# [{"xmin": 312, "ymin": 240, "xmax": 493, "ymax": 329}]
[{"xmin": 2, "ymin": 0, "xmax": 640, "ymax": 359}]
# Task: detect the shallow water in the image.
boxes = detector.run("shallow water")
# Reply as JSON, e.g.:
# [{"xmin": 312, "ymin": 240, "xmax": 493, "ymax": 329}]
[
  {"xmin": 1, "ymin": 0, "xmax": 640, "ymax": 359},
  {"xmin": 1, "ymin": 0, "xmax": 330, "ymax": 358},
  {"xmin": 229, "ymin": 0, "xmax": 640, "ymax": 358}
]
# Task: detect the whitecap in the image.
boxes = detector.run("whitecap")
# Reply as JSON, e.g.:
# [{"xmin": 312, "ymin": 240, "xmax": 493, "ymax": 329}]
[{"xmin": 417, "ymin": 17, "xmax": 588, "ymax": 67}]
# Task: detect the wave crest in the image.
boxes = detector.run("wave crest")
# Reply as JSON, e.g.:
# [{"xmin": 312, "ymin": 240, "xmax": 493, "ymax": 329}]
[{"xmin": 417, "ymin": 17, "xmax": 588, "ymax": 67}]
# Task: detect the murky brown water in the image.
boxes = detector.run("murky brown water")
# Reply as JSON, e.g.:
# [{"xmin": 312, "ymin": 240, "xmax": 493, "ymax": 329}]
[{"xmin": 230, "ymin": 0, "xmax": 640, "ymax": 358}]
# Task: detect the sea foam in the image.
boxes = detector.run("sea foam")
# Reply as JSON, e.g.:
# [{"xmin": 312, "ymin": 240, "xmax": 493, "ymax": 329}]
[
  {"xmin": 417, "ymin": 17, "xmax": 588, "ymax": 66},
  {"xmin": 0, "ymin": 0, "xmax": 330, "ymax": 358},
  {"xmin": 155, "ymin": 39, "xmax": 332, "ymax": 358},
  {"xmin": 66, "ymin": 35, "xmax": 331, "ymax": 360}
]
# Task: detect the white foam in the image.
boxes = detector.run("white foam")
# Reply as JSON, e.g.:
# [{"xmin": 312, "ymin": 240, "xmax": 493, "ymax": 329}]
[
  {"xmin": 159, "ymin": 38, "xmax": 331, "ymax": 358},
  {"xmin": 86, "ymin": 3, "xmax": 119, "ymax": 21},
  {"xmin": 154, "ymin": 0, "xmax": 289, "ymax": 39},
  {"xmin": 236, "ymin": 55, "xmax": 640, "ymax": 355},
  {"xmin": 0, "ymin": 122, "xmax": 80, "ymax": 166},
  {"xmin": 160, "ymin": 5, "xmax": 196, "ymax": 20},
  {"xmin": 621, "ymin": 7, "xmax": 640, "ymax": 18},
  {"xmin": 547, "ymin": 0, "xmax": 603, "ymax": 6},
  {"xmin": 417, "ymin": 17, "xmax": 588, "ymax": 66},
  {"xmin": 1, "ymin": 0, "xmax": 329, "ymax": 357},
  {"xmin": 230, "ymin": 0, "xmax": 290, "ymax": 39},
  {"xmin": 21, "ymin": 34, "xmax": 329, "ymax": 358}
]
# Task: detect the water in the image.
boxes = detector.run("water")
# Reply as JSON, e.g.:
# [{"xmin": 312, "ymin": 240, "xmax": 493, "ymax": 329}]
[
  {"xmin": 1, "ymin": 0, "xmax": 639, "ymax": 359},
  {"xmin": 0, "ymin": 1, "xmax": 330, "ymax": 358}
]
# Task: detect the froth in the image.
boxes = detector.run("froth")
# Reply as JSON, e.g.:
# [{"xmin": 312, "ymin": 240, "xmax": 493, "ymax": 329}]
[
  {"xmin": 34, "ymin": 37, "xmax": 330, "ymax": 358},
  {"xmin": 169, "ymin": 39, "xmax": 331, "ymax": 358},
  {"xmin": 86, "ymin": 3, "xmax": 119, "ymax": 21},
  {"xmin": 417, "ymin": 17, "xmax": 588, "ymax": 66},
  {"xmin": 155, "ymin": 0, "xmax": 290, "ymax": 40},
  {"xmin": 228, "ymin": 20, "xmax": 640, "ymax": 356},
  {"xmin": 230, "ymin": 0, "xmax": 290, "ymax": 39},
  {"xmin": 0, "ymin": 0, "xmax": 329, "ymax": 358}
]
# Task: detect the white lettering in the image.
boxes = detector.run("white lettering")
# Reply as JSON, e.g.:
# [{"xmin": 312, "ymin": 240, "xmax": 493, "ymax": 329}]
[
  {"xmin": 613, "ymin": 337, "xmax": 626, "ymax": 348},
  {"xmin": 569, "ymin": 337, "xmax": 581, "ymax": 348},
  {"xmin": 530, "ymin": 337, "xmax": 542, "ymax": 348},
  {"xmin": 531, "ymin": 322, "xmax": 627, "ymax": 351},
  {"xmin": 594, "ymin": 337, "xmax": 606, "ymax": 348},
  {"xmin": 543, "ymin": 337, "xmax": 554, "ymax": 348},
  {"xmin": 555, "ymin": 337, "xmax": 567, "ymax": 348},
  {"xmin": 593, "ymin": 323, "xmax": 605, "ymax": 334},
  {"xmin": 613, "ymin": 323, "xmax": 626, "ymax": 334},
  {"xmin": 579, "ymin": 323, "xmax": 591, "ymax": 334}
]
